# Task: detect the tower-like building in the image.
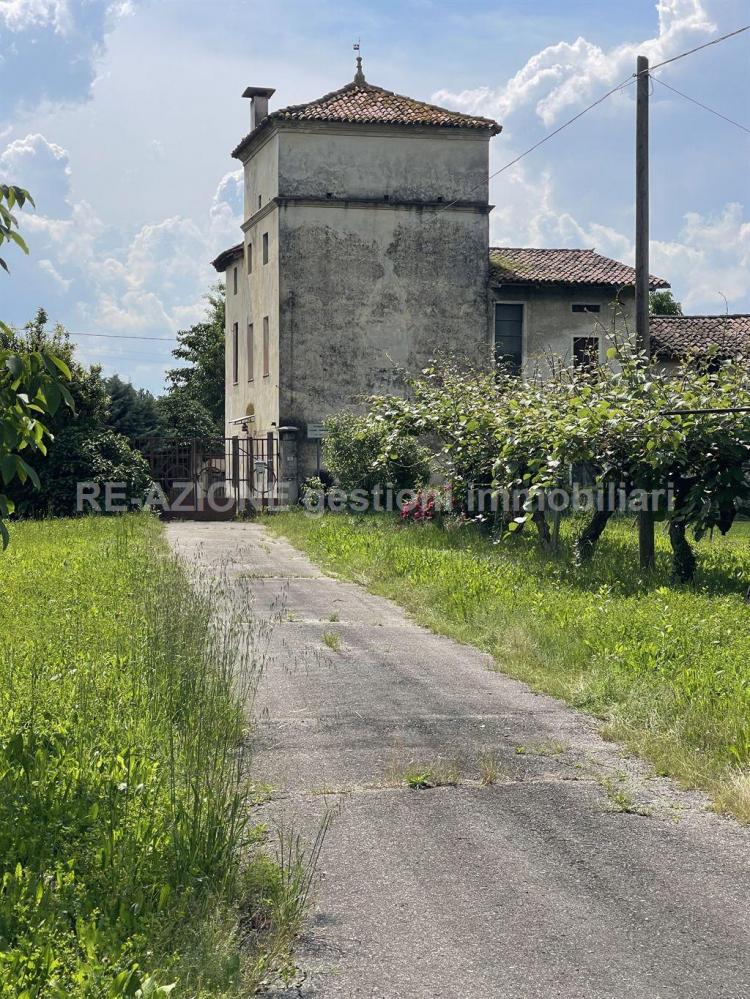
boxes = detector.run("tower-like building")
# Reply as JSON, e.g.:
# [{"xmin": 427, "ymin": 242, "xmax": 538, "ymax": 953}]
[{"xmin": 213, "ymin": 59, "xmax": 501, "ymax": 481}]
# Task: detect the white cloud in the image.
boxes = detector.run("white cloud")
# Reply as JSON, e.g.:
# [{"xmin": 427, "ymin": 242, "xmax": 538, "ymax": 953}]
[
  {"xmin": 433, "ymin": 0, "xmax": 716, "ymax": 125},
  {"xmin": 37, "ymin": 256, "xmax": 72, "ymax": 289},
  {"xmin": 652, "ymin": 203, "xmax": 750, "ymax": 310},
  {"xmin": 0, "ymin": 132, "xmax": 71, "ymax": 214},
  {"xmin": 1, "ymin": 130, "xmax": 241, "ymax": 339},
  {"xmin": 0, "ymin": 0, "xmax": 72, "ymax": 34}
]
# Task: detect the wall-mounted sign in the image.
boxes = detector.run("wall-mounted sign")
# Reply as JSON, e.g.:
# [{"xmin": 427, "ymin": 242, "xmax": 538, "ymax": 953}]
[{"xmin": 307, "ymin": 423, "xmax": 328, "ymax": 439}]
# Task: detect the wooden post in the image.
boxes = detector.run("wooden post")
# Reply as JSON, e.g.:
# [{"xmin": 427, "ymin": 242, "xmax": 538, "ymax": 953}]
[{"xmin": 636, "ymin": 54, "xmax": 655, "ymax": 569}]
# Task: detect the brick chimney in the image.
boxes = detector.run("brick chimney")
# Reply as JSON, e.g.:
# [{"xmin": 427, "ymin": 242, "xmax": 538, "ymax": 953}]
[{"xmin": 242, "ymin": 86, "xmax": 276, "ymax": 130}]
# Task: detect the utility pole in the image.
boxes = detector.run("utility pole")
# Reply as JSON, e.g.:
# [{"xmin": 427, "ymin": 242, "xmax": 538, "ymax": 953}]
[{"xmin": 636, "ymin": 53, "xmax": 655, "ymax": 570}]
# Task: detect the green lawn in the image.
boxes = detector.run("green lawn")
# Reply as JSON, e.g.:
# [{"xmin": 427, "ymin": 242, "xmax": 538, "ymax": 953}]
[
  {"xmin": 0, "ymin": 516, "xmax": 296, "ymax": 997},
  {"xmin": 269, "ymin": 512, "xmax": 750, "ymax": 822}
]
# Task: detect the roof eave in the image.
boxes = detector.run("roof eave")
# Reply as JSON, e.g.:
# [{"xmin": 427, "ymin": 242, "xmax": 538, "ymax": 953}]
[{"xmin": 211, "ymin": 243, "xmax": 243, "ymax": 272}]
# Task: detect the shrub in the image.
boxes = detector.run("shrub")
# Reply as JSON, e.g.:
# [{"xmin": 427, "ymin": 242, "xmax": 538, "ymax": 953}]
[
  {"xmin": 323, "ymin": 411, "xmax": 431, "ymax": 493},
  {"xmin": 37, "ymin": 428, "xmax": 152, "ymax": 516}
]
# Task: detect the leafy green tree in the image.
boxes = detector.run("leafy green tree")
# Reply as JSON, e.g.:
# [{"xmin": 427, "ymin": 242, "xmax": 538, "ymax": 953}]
[
  {"xmin": 650, "ymin": 290, "xmax": 683, "ymax": 315},
  {"xmin": 105, "ymin": 374, "xmax": 162, "ymax": 438},
  {"xmin": 162, "ymin": 285, "xmax": 225, "ymax": 436},
  {"xmin": 156, "ymin": 389, "xmax": 220, "ymax": 443},
  {"xmin": 0, "ymin": 188, "xmax": 73, "ymax": 543},
  {"xmin": 3, "ymin": 310, "xmax": 150, "ymax": 516}
]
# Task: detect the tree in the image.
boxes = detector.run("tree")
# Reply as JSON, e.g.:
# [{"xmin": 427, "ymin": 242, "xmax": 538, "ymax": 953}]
[
  {"xmin": 650, "ymin": 290, "xmax": 683, "ymax": 315},
  {"xmin": 105, "ymin": 374, "xmax": 162, "ymax": 438},
  {"xmin": 156, "ymin": 389, "xmax": 220, "ymax": 443},
  {"xmin": 3, "ymin": 310, "xmax": 150, "ymax": 517},
  {"xmin": 162, "ymin": 285, "xmax": 225, "ymax": 436},
  {"xmin": 0, "ymin": 188, "xmax": 73, "ymax": 543}
]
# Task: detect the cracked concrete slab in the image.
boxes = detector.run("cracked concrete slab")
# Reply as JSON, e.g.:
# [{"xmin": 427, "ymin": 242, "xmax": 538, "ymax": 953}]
[{"xmin": 166, "ymin": 521, "xmax": 750, "ymax": 999}]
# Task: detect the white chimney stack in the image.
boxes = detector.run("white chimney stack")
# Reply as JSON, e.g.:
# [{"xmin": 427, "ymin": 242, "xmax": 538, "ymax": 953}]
[{"xmin": 242, "ymin": 86, "xmax": 276, "ymax": 130}]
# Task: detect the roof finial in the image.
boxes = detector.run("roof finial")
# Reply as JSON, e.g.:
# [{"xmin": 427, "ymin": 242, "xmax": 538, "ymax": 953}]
[{"xmin": 353, "ymin": 40, "xmax": 365, "ymax": 85}]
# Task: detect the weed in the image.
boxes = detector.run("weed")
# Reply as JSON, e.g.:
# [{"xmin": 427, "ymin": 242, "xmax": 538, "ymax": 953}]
[
  {"xmin": 327, "ymin": 611, "xmax": 340, "ymax": 622},
  {"xmin": 322, "ymin": 630, "xmax": 342, "ymax": 652},
  {"xmin": 515, "ymin": 741, "xmax": 567, "ymax": 757},
  {"xmin": 601, "ymin": 777, "xmax": 652, "ymax": 816},
  {"xmin": 393, "ymin": 760, "xmax": 459, "ymax": 790},
  {"xmin": 478, "ymin": 752, "xmax": 502, "ymax": 785}
]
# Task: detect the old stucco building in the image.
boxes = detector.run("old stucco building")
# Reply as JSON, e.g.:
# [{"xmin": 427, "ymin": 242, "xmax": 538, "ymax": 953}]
[{"xmin": 212, "ymin": 61, "xmax": 669, "ymax": 491}]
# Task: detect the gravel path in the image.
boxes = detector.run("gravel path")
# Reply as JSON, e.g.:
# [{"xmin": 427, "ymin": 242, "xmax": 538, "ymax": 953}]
[{"xmin": 167, "ymin": 521, "xmax": 750, "ymax": 999}]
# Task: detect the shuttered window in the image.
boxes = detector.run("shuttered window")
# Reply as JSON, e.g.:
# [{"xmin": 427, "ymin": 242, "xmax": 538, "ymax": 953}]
[
  {"xmin": 231, "ymin": 322, "xmax": 239, "ymax": 384},
  {"xmin": 494, "ymin": 303, "xmax": 523, "ymax": 375},
  {"xmin": 247, "ymin": 323, "xmax": 254, "ymax": 381}
]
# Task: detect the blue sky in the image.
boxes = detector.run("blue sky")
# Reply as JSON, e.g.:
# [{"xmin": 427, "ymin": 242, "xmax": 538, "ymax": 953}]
[{"xmin": 1, "ymin": 0, "xmax": 748, "ymax": 393}]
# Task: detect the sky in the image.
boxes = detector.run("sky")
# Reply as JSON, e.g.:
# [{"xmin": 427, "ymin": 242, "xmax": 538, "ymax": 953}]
[{"xmin": 0, "ymin": 0, "xmax": 748, "ymax": 393}]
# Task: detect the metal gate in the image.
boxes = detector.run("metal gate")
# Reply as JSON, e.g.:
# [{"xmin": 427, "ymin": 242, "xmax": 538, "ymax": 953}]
[{"xmin": 132, "ymin": 434, "xmax": 280, "ymax": 518}]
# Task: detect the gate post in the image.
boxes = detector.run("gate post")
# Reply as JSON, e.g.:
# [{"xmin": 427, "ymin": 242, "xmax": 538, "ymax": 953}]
[{"xmin": 277, "ymin": 427, "xmax": 299, "ymax": 508}]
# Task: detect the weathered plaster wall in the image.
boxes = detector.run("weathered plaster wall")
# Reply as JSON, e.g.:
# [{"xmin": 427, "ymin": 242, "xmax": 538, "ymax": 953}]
[
  {"xmin": 278, "ymin": 125, "xmax": 488, "ymax": 202},
  {"xmin": 243, "ymin": 132, "xmax": 278, "ymax": 218},
  {"xmin": 224, "ymin": 254, "xmax": 249, "ymax": 431},
  {"xmin": 278, "ymin": 202, "xmax": 490, "ymax": 477},
  {"xmin": 490, "ymin": 285, "xmax": 637, "ymax": 372},
  {"xmin": 226, "ymin": 130, "xmax": 281, "ymax": 448}
]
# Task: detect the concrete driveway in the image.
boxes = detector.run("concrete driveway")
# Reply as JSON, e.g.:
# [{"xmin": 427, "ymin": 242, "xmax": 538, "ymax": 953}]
[{"xmin": 166, "ymin": 521, "xmax": 750, "ymax": 999}]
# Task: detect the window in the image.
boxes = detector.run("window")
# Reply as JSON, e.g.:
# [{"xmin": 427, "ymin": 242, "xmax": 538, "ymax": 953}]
[
  {"xmin": 246, "ymin": 242, "xmax": 252, "ymax": 274},
  {"xmin": 494, "ymin": 303, "xmax": 523, "ymax": 374},
  {"xmin": 231, "ymin": 322, "xmax": 239, "ymax": 383},
  {"xmin": 257, "ymin": 195, "xmax": 262, "ymax": 210},
  {"xmin": 262, "ymin": 232, "xmax": 269, "ymax": 264},
  {"xmin": 573, "ymin": 336, "xmax": 600, "ymax": 369},
  {"xmin": 247, "ymin": 323, "xmax": 254, "ymax": 381},
  {"xmin": 232, "ymin": 265, "xmax": 238, "ymax": 295},
  {"xmin": 572, "ymin": 303, "xmax": 601, "ymax": 313},
  {"xmin": 262, "ymin": 316, "xmax": 269, "ymax": 377}
]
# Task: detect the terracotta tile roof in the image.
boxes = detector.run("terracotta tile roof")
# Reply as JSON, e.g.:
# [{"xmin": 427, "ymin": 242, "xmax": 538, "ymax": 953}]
[
  {"xmin": 489, "ymin": 247, "xmax": 669, "ymax": 290},
  {"xmin": 233, "ymin": 81, "xmax": 501, "ymax": 158},
  {"xmin": 211, "ymin": 242, "xmax": 243, "ymax": 272},
  {"xmin": 650, "ymin": 314, "xmax": 750, "ymax": 360}
]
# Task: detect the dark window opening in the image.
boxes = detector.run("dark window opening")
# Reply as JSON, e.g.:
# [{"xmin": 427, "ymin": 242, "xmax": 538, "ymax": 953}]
[
  {"xmin": 232, "ymin": 265, "xmax": 238, "ymax": 295},
  {"xmin": 232, "ymin": 322, "xmax": 239, "ymax": 384},
  {"xmin": 262, "ymin": 232, "xmax": 269, "ymax": 264},
  {"xmin": 247, "ymin": 323, "xmax": 254, "ymax": 381},
  {"xmin": 572, "ymin": 303, "xmax": 601, "ymax": 313},
  {"xmin": 257, "ymin": 195, "xmax": 262, "ymax": 209},
  {"xmin": 247, "ymin": 242, "xmax": 252, "ymax": 274},
  {"xmin": 573, "ymin": 336, "xmax": 600, "ymax": 369},
  {"xmin": 263, "ymin": 316, "xmax": 270, "ymax": 377},
  {"xmin": 494, "ymin": 303, "xmax": 523, "ymax": 375}
]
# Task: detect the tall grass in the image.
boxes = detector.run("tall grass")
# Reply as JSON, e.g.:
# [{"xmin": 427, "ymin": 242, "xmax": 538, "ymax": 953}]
[
  {"xmin": 270, "ymin": 512, "xmax": 750, "ymax": 822},
  {"xmin": 0, "ymin": 515, "xmax": 289, "ymax": 996}
]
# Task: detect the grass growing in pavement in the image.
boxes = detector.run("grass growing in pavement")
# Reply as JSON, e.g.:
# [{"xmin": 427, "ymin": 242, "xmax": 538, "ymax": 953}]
[
  {"xmin": 0, "ymin": 515, "xmax": 310, "ymax": 996},
  {"xmin": 322, "ymin": 630, "xmax": 342, "ymax": 652},
  {"xmin": 269, "ymin": 512, "xmax": 750, "ymax": 822}
]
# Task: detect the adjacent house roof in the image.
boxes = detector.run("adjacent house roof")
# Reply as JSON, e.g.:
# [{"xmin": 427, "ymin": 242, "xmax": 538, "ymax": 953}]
[
  {"xmin": 490, "ymin": 247, "xmax": 669, "ymax": 290},
  {"xmin": 233, "ymin": 79, "xmax": 501, "ymax": 159},
  {"xmin": 211, "ymin": 243, "xmax": 243, "ymax": 272},
  {"xmin": 650, "ymin": 314, "xmax": 750, "ymax": 360}
]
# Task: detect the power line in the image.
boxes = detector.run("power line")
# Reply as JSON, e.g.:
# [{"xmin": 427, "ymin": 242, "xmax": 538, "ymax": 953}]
[
  {"xmin": 485, "ymin": 76, "xmax": 635, "ymax": 186},
  {"xmin": 428, "ymin": 76, "xmax": 635, "ymax": 222},
  {"xmin": 651, "ymin": 75, "xmax": 750, "ymax": 134},
  {"xmin": 643, "ymin": 24, "xmax": 750, "ymax": 75},
  {"xmin": 429, "ymin": 23, "xmax": 750, "ymax": 222},
  {"xmin": 66, "ymin": 331, "xmax": 177, "ymax": 342}
]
